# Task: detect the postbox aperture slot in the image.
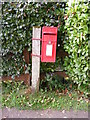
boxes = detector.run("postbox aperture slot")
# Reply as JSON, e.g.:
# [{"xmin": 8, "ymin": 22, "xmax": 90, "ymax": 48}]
[{"xmin": 43, "ymin": 32, "xmax": 56, "ymax": 35}]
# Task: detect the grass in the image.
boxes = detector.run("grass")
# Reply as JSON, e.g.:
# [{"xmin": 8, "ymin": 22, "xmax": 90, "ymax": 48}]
[{"xmin": 0, "ymin": 80, "xmax": 89, "ymax": 111}]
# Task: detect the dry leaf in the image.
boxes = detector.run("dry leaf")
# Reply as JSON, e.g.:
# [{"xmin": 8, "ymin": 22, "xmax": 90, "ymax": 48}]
[
  {"xmin": 69, "ymin": 93, "xmax": 72, "ymax": 97},
  {"xmin": 64, "ymin": 88, "xmax": 68, "ymax": 94}
]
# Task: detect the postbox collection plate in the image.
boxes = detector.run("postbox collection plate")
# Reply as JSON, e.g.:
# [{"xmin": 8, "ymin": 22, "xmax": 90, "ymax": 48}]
[{"xmin": 41, "ymin": 26, "xmax": 57, "ymax": 62}]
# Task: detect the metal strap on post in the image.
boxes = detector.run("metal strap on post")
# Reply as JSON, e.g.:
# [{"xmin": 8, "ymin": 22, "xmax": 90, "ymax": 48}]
[{"xmin": 31, "ymin": 53, "xmax": 41, "ymax": 58}]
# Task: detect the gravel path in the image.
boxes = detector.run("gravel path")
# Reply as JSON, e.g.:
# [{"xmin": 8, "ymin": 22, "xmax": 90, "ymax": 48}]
[{"xmin": 0, "ymin": 107, "xmax": 89, "ymax": 119}]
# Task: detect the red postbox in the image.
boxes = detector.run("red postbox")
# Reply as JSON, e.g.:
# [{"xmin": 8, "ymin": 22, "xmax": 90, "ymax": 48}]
[{"xmin": 41, "ymin": 26, "xmax": 57, "ymax": 62}]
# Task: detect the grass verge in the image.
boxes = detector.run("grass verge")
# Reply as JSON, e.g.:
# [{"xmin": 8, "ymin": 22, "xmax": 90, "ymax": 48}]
[{"xmin": 1, "ymin": 80, "xmax": 89, "ymax": 111}]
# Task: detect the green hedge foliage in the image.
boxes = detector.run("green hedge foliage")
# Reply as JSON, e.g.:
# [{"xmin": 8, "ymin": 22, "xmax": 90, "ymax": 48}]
[
  {"xmin": 1, "ymin": 2, "xmax": 65, "ymax": 77},
  {"xmin": 64, "ymin": 0, "xmax": 89, "ymax": 94}
]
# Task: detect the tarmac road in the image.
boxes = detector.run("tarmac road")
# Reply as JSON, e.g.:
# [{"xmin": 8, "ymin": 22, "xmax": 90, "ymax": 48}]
[{"xmin": 0, "ymin": 107, "xmax": 89, "ymax": 119}]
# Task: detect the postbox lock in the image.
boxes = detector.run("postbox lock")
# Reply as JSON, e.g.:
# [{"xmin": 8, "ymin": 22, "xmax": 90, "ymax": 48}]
[{"xmin": 48, "ymin": 40, "xmax": 51, "ymax": 44}]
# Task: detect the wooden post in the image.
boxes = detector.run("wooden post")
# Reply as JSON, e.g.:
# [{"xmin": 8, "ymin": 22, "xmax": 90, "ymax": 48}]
[{"xmin": 32, "ymin": 27, "xmax": 41, "ymax": 93}]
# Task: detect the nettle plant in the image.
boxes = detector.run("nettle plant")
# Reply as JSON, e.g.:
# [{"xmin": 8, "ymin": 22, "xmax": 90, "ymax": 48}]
[
  {"xmin": 1, "ymin": 2, "xmax": 65, "ymax": 77},
  {"xmin": 64, "ymin": 0, "xmax": 89, "ymax": 94}
]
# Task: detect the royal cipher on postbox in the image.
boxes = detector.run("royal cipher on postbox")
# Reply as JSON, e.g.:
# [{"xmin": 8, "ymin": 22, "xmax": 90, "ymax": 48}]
[{"xmin": 41, "ymin": 26, "xmax": 58, "ymax": 62}]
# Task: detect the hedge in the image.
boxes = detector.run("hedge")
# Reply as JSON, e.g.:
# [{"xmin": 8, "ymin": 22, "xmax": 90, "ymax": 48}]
[
  {"xmin": 1, "ymin": 2, "xmax": 65, "ymax": 78},
  {"xmin": 64, "ymin": 0, "xmax": 89, "ymax": 94}
]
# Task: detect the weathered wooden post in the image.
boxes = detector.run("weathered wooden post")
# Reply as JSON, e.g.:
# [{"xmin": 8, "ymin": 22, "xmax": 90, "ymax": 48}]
[{"xmin": 32, "ymin": 27, "xmax": 41, "ymax": 93}]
